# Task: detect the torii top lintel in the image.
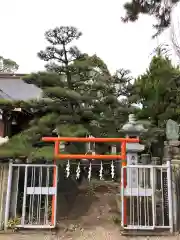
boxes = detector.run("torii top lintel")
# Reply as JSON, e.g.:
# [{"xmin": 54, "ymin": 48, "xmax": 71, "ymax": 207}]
[{"xmin": 42, "ymin": 137, "xmax": 139, "ymax": 161}]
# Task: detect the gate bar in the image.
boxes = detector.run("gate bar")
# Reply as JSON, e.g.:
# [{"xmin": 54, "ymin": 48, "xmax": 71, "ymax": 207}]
[
  {"xmin": 42, "ymin": 137, "xmax": 139, "ymax": 142},
  {"xmin": 121, "ymin": 141, "xmax": 127, "ymax": 225},
  {"xmin": 51, "ymin": 141, "xmax": 59, "ymax": 226},
  {"xmin": 42, "ymin": 137, "xmax": 139, "ymax": 160},
  {"xmin": 51, "ymin": 159, "xmax": 57, "ymax": 226}
]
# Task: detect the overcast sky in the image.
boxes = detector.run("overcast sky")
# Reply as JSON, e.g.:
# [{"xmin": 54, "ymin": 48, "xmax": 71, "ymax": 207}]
[{"xmin": 0, "ymin": 0, "xmax": 179, "ymax": 77}]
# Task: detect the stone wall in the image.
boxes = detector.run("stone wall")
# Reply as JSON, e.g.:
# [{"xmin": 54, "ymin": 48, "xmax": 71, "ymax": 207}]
[{"xmin": 165, "ymin": 140, "xmax": 180, "ymax": 231}]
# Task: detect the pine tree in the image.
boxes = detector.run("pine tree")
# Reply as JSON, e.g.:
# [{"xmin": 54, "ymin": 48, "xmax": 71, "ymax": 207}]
[
  {"xmin": 0, "ymin": 26, "xmax": 133, "ymax": 160},
  {"xmin": 122, "ymin": 0, "xmax": 179, "ymax": 37}
]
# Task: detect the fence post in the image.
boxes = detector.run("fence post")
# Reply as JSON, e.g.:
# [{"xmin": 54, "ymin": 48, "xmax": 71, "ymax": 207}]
[
  {"xmin": 141, "ymin": 154, "xmax": 151, "ymax": 187},
  {"xmin": 167, "ymin": 160, "xmax": 173, "ymax": 233},
  {"xmin": 21, "ymin": 165, "xmax": 28, "ymax": 226},
  {"xmin": 152, "ymin": 157, "xmax": 160, "ymax": 190},
  {"xmin": 4, "ymin": 161, "xmax": 13, "ymax": 230}
]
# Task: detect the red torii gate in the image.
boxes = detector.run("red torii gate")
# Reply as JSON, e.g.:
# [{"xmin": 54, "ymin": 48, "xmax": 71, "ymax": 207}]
[{"xmin": 42, "ymin": 136, "xmax": 139, "ymax": 226}]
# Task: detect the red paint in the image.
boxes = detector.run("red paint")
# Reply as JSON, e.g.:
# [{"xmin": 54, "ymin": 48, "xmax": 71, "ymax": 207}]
[{"xmin": 42, "ymin": 137, "xmax": 139, "ymax": 143}]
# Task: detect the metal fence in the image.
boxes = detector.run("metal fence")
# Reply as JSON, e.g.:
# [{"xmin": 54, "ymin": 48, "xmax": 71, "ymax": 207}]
[
  {"xmin": 3, "ymin": 161, "xmax": 175, "ymax": 232},
  {"xmin": 121, "ymin": 162, "xmax": 173, "ymax": 232},
  {"xmin": 4, "ymin": 163, "xmax": 58, "ymax": 229}
]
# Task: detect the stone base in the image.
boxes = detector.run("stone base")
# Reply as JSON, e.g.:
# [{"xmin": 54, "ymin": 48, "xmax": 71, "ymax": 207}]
[
  {"xmin": 164, "ymin": 140, "xmax": 180, "ymax": 147},
  {"xmin": 121, "ymin": 229, "xmax": 173, "ymax": 236},
  {"xmin": 171, "ymin": 159, "xmax": 180, "ymax": 165}
]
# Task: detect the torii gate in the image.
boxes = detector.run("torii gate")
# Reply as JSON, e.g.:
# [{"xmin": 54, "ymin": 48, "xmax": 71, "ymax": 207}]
[{"xmin": 42, "ymin": 136, "xmax": 139, "ymax": 226}]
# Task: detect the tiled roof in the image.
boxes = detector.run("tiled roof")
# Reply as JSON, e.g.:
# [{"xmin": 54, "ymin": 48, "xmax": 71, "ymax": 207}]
[{"xmin": 0, "ymin": 73, "xmax": 42, "ymax": 100}]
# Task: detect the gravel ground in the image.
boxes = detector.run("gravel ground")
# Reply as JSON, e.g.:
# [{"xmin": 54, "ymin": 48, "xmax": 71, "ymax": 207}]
[
  {"xmin": 1, "ymin": 181, "xmax": 179, "ymax": 240},
  {"xmin": 0, "ymin": 227, "xmax": 179, "ymax": 240}
]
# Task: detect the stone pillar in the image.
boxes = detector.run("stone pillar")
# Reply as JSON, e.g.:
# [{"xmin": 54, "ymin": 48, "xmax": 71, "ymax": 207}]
[
  {"xmin": 141, "ymin": 154, "xmax": 151, "ymax": 164},
  {"xmin": 151, "ymin": 157, "xmax": 160, "ymax": 165},
  {"xmin": 168, "ymin": 142, "xmax": 180, "ymax": 232},
  {"xmin": 119, "ymin": 114, "xmax": 147, "ymax": 226},
  {"xmin": 165, "ymin": 119, "xmax": 180, "ymax": 231},
  {"xmin": 121, "ymin": 114, "xmax": 147, "ymax": 188}
]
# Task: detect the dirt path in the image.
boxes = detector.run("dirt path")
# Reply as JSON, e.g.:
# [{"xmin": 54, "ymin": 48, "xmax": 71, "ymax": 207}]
[
  {"xmin": 1, "ymin": 181, "xmax": 179, "ymax": 239},
  {"xmin": 0, "ymin": 228, "xmax": 179, "ymax": 240}
]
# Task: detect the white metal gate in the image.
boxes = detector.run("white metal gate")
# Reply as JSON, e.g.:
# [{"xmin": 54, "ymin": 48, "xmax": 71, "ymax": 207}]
[
  {"xmin": 121, "ymin": 161, "xmax": 173, "ymax": 232},
  {"xmin": 5, "ymin": 163, "xmax": 58, "ymax": 229}
]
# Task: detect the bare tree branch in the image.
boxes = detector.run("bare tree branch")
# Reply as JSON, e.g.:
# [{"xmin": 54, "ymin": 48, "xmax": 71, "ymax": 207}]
[{"xmin": 171, "ymin": 10, "xmax": 180, "ymax": 59}]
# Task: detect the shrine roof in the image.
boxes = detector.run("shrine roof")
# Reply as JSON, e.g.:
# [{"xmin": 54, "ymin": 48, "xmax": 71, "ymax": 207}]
[{"xmin": 0, "ymin": 73, "xmax": 42, "ymax": 100}]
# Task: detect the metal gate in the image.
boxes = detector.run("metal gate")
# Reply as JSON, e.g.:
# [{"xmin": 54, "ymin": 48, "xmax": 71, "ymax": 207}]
[
  {"xmin": 121, "ymin": 161, "xmax": 173, "ymax": 232},
  {"xmin": 5, "ymin": 163, "xmax": 58, "ymax": 229}
]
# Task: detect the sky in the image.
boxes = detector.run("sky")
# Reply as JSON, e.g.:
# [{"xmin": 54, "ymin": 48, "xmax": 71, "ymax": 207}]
[{"xmin": 0, "ymin": 0, "xmax": 179, "ymax": 77}]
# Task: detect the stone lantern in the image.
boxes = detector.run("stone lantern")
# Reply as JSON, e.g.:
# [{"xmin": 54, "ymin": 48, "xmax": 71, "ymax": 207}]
[{"xmin": 121, "ymin": 114, "xmax": 147, "ymax": 188}]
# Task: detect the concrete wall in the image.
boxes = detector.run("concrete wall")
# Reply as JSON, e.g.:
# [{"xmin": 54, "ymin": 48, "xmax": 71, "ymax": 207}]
[
  {"xmin": 171, "ymin": 164, "xmax": 180, "ymax": 232},
  {"xmin": 0, "ymin": 163, "xmax": 9, "ymax": 230}
]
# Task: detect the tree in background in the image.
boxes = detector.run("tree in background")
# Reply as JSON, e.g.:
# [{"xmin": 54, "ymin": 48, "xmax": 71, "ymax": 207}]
[
  {"xmin": 170, "ymin": 11, "xmax": 180, "ymax": 60},
  {"xmin": 0, "ymin": 56, "xmax": 19, "ymax": 73},
  {"xmin": 128, "ymin": 47, "xmax": 180, "ymax": 155},
  {"xmin": 122, "ymin": 0, "xmax": 179, "ymax": 37},
  {"xmin": 0, "ymin": 28, "xmax": 177, "ymax": 161},
  {"xmin": 0, "ymin": 26, "xmax": 133, "ymax": 160}
]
